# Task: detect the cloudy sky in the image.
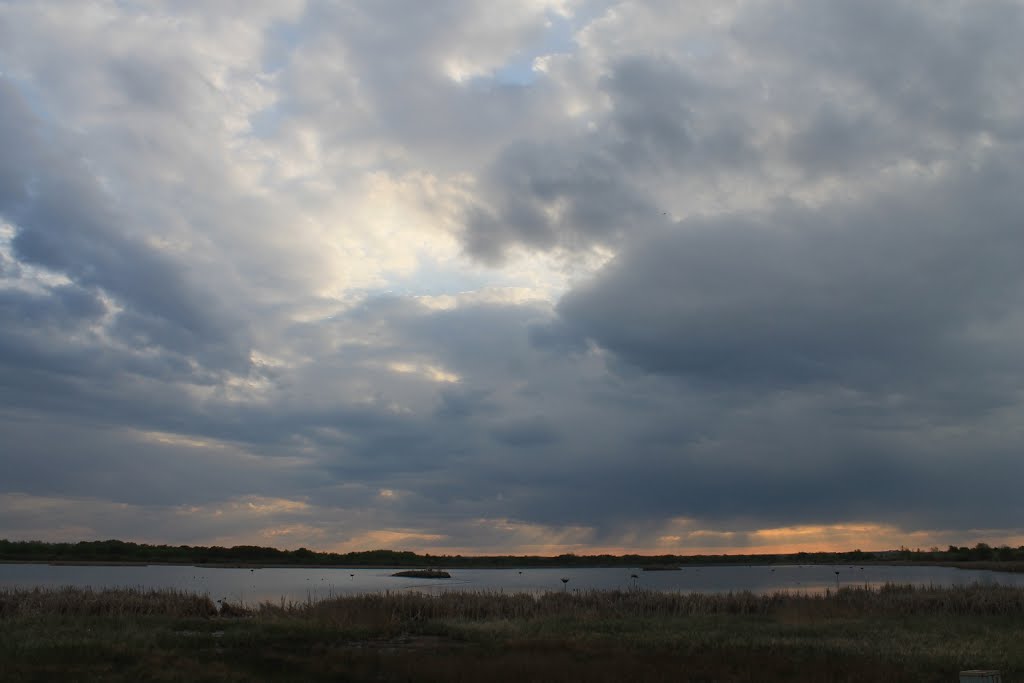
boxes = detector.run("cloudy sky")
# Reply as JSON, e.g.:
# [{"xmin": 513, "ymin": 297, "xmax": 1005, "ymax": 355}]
[{"xmin": 2, "ymin": 0, "xmax": 1023, "ymax": 555}]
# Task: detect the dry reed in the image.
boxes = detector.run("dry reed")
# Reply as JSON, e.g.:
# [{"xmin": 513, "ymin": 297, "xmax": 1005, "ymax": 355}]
[
  {"xmin": 0, "ymin": 586, "xmax": 217, "ymax": 618},
  {"xmin": 289, "ymin": 583, "xmax": 1024, "ymax": 624},
  {"xmin": 3, "ymin": 582, "xmax": 1022, "ymax": 624}
]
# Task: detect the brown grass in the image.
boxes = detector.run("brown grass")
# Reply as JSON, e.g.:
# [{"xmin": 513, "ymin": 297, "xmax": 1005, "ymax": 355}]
[
  {"xmin": 260, "ymin": 582, "xmax": 1024, "ymax": 626},
  {"xmin": 5, "ymin": 582, "xmax": 1024, "ymax": 622},
  {"xmin": 0, "ymin": 586, "xmax": 217, "ymax": 618},
  {"xmin": 4, "ymin": 584, "xmax": 1024, "ymax": 681}
]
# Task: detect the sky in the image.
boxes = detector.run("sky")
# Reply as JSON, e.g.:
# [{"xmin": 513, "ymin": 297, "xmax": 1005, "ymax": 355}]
[{"xmin": 2, "ymin": 0, "xmax": 1024, "ymax": 556}]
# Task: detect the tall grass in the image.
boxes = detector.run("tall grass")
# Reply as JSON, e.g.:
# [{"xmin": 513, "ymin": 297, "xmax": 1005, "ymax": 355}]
[
  {"xmin": 4, "ymin": 582, "xmax": 1022, "ymax": 622},
  {"xmin": 5, "ymin": 584, "xmax": 1024, "ymax": 682},
  {"xmin": 0, "ymin": 586, "xmax": 217, "ymax": 618},
  {"xmin": 284, "ymin": 583, "xmax": 1024, "ymax": 625}
]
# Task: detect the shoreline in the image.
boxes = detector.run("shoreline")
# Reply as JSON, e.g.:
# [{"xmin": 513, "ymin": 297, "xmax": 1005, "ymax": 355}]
[{"xmin": 2, "ymin": 559, "xmax": 1023, "ymax": 573}]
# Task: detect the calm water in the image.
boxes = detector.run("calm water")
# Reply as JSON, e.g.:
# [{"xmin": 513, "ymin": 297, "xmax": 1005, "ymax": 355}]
[{"xmin": 2, "ymin": 563, "xmax": 1021, "ymax": 606}]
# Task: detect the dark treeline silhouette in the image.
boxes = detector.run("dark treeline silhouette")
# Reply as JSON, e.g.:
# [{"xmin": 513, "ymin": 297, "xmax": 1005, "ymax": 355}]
[{"xmin": 2, "ymin": 539, "xmax": 1022, "ymax": 568}]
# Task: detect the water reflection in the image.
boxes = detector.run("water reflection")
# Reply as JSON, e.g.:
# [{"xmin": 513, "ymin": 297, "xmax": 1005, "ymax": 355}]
[{"xmin": 1, "ymin": 563, "xmax": 1021, "ymax": 606}]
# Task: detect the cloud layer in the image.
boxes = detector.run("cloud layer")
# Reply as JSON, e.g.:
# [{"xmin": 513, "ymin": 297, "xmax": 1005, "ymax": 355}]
[{"xmin": 2, "ymin": 0, "xmax": 1024, "ymax": 554}]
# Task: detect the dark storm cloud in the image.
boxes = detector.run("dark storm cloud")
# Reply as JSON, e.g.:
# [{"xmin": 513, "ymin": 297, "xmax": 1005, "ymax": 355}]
[
  {"xmin": 556, "ymin": 150, "xmax": 1024, "ymax": 393},
  {"xmin": 490, "ymin": 416, "xmax": 560, "ymax": 447},
  {"xmin": 457, "ymin": 0, "xmax": 1024, "ymax": 263},
  {"xmin": 463, "ymin": 138, "xmax": 663, "ymax": 263},
  {"xmin": 524, "ymin": 165, "xmax": 1024, "ymax": 538},
  {"xmin": 425, "ymin": 0, "xmax": 1024, "ymax": 541},
  {"xmin": 435, "ymin": 387, "xmax": 496, "ymax": 420},
  {"xmin": 736, "ymin": 0, "xmax": 1024, "ymax": 139},
  {"xmin": 460, "ymin": 53, "xmax": 755, "ymax": 262},
  {"xmin": 289, "ymin": 253, "xmax": 1024, "ymax": 540},
  {"xmin": 0, "ymin": 78, "xmax": 250, "ymax": 375},
  {"xmin": 786, "ymin": 105, "xmax": 912, "ymax": 176},
  {"xmin": 602, "ymin": 57, "xmax": 756, "ymax": 173},
  {"xmin": 527, "ymin": 317, "xmax": 587, "ymax": 355},
  {"xmin": 466, "ymin": 85, "xmax": 765, "ymax": 261},
  {"xmin": 0, "ymin": 414, "xmax": 316, "ymax": 508},
  {"xmin": 0, "ymin": 79, "xmax": 36, "ymax": 207},
  {"xmin": 0, "ymin": 285, "xmax": 106, "ymax": 329}
]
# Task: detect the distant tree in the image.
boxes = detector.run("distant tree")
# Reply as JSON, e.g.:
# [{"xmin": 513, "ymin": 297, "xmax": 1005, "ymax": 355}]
[{"xmin": 973, "ymin": 543, "xmax": 993, "ymax": 560}]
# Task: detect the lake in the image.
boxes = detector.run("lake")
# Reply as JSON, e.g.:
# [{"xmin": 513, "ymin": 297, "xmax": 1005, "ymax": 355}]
[{"xmin": 2, "ymin": 563, "xmax": 1021, "ymax": 606}]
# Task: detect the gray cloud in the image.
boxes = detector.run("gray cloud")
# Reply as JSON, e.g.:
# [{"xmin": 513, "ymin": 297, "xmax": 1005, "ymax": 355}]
[
  {"xmin": 557, "ymin": 149, "xmax": 1024, "ymax": 394},
  {"xmin": 459, "ymin": 53, "xmax": 749, "ymax": 262},
  {"xmin": 490, "ymin": 416, "xmax": 560, "ymax": 447},
  {"xmin": 2, "ymin": 1, "xmax": 1024, "ymax": 553},
  {"xmin": 0, "ymin": 80, "xmax": 251, "ymax": 376},
  {"xmin": 736, "ymin": 0, "xmax": 1024, "ymax": 139},
  {"xmin": 463, "ymin": 137, "xmax": 663, "ymax": 262}
]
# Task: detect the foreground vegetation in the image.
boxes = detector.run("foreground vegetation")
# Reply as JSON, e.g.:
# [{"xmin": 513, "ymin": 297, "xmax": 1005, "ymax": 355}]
[
  {"xmin": 4, "ymin": 537, "xmax": 1024, "ymax": 569},
  {"xmin": 3, "ymin": 584, "xmax": 1024, "ymax": 681}
]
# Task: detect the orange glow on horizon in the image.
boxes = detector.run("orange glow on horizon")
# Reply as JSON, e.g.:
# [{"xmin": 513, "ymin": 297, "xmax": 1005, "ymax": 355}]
[
  {"xmin": 4, "ymin": 492, "xmax": 1023, "ymax": 556},
  {"xmin": 308, "ymin": 523, "xmax": 1024, "ymax": 558}
]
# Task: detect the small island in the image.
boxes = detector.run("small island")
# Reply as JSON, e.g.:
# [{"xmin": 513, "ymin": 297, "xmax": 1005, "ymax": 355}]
[
  {"xmin": 391, "ymin": 569, "xmax": 451, "ymax": 578},
  {"xmin": 641, "ymin": 565, "xmax": 681, "ymax": 571}
]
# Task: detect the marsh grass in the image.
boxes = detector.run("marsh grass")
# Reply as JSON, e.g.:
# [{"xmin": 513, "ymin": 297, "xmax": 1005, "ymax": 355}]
[
  {"xmin": 4, "ymin": 584, "xmax": 1024, "ymax": 681},
  {"xmin": 0, "ymin": 586, "xmax": 218, "ymax": 618}
]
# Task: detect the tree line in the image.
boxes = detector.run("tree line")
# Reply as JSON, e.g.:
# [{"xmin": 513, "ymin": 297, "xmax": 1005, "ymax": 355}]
[{"xmin": 1, "ymin": 539, "xmax": 1021, "ymax": 567}]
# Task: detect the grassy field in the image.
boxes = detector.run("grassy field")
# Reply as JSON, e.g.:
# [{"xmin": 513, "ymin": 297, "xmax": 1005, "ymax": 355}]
[{"xmin": 3, "ymin": 584, "xmax": 1023, "ymax": 681}]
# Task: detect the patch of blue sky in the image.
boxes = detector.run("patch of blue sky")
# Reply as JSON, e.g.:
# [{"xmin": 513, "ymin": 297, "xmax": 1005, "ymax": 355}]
[
  {"xmin": 378, "ymin": 257, "xmax": 498, "ymax": 299},
  {"xmin": 248, "ymin": 101, "xmax": 287, "ymax": 138},
  {"xmin": 477, "ymin": 11, "xmax": 576, "ymax": 87},
  {"xmin": 261, "ymin": 15, "xmax": 305, "ymax": 75},
  {"xmin": 244, "ymin": 18, "xmax": 306, "ymax": 139}
]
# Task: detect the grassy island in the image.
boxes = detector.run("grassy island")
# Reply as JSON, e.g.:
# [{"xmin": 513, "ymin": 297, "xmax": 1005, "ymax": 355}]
[
  {"xmin": 3, "ymin": 583, "xmax": 1024, "ymax": 681},
  {"xmin": 391, "ymin": 569, "xmax": 452, "ymax": 578}
]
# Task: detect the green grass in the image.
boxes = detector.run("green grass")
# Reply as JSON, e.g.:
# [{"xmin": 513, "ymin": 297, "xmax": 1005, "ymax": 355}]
[{"xmin": 3, "ymin": 584, "xmax": 1024, "ymax": 681}]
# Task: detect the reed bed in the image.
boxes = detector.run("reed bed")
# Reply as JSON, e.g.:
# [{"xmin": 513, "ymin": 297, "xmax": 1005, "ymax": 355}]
[
  {"xmin": 4, "ymin": 583, "xmax": 1024, "ymax": 681},
  {"xmin": 0, "ymin": 586, "xmax": 217, "ymax": 618},
  {"xmin": 4, "ymin": 582, "xmax": 1022, "ymax": 622},
  {"xmin": 284, "ymin": 583, "xmax": 1024, "ymax": 625}
]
